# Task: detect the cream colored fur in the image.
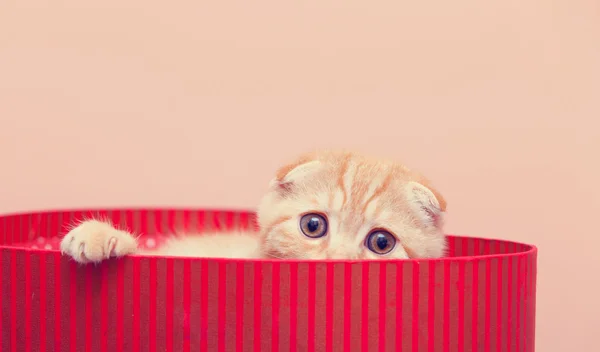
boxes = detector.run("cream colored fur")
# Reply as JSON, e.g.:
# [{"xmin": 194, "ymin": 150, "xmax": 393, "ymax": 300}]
[{"xmin": 60, "ymin": 150, "xmax": 447, "ymax": 263}]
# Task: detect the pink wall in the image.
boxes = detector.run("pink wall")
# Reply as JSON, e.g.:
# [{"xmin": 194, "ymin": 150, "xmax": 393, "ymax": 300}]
[{"xmin": 1, "ymin": 0, "xmax": 598, "ymax": 350}]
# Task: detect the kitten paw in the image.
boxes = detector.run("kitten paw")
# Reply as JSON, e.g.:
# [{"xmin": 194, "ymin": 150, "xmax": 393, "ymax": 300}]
[{"xmin": 59, "ymin": 220, "xmax": 138, "ymax": 264}]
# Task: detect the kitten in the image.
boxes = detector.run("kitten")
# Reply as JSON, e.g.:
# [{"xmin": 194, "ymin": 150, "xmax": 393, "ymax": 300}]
[{"xmin": 60, "ymin": 150, "xmax": 447, "ymax": 263}]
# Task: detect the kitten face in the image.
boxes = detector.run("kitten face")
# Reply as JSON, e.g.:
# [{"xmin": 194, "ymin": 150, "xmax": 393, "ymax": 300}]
[{"xmin": 256, "ymin": 151, "xmax": 447, "ymax": 260}]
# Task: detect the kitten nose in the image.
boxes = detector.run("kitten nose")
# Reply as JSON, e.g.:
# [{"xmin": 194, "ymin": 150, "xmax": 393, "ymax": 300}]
[{"xmin": 326, "ymin": 249, "xmax": 356, "ymax": 260}]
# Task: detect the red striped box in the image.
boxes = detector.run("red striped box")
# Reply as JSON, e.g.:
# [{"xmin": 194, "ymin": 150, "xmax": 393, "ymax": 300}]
[{"xmin": 0, "ymin": 208, "xmax": 537, "ymax": 352}]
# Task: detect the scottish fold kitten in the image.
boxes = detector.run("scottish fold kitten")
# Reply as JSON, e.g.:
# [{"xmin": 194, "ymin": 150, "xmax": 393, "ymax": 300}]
[{"xmin": 60, "ymin": 150, "xmax": 447, "ymax": 263}]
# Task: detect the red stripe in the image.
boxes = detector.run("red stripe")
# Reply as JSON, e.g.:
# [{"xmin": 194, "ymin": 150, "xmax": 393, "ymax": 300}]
[
  {"xmin": 149, "ymin": 258, "xmax": 157, "ymax": 352},
  {"xmin": 132, "ymin": 258, "xmax": 141, "ymax": 352},
  {"xmin": 13, "ymin": 215, "xmax": 20, "ymax": 244},
  {"xmin": 0, "ymin": 249, "xmax": 3, "ymax": 350},
  {"xmin": 472, "ymin": 260, "xmax": 479, "ymax": 352},
  {"xmin": 361, "ymin": 263, "xmax": 369, "ymax": 352},
  {"xmin": 166, "ymin": 259, "xmax": 174, "ymax": 352},
  {"xmin": 516, "ymin": 256, "xmax": 521, "ymax": 352},
  {"xmin": 236, "ymin": 263, "xmax": 245, "ymax": 352},
  {"xmin": 289, "ymin": 263, "xmax": 298, "ymax": 352},
  {"xmin": 528, "ymin": 256, "xmax": 532, "ymax": 352},
  {"xmin": 254, "ymin": 262, "xmax": 263, "ymax": 352},
  {"xmin": 458, "ymin": 261, "xmax": 465, "ymax": 352},
  {"xmin": 5, "ymin": 216, "xmax": 9, "ymax": 244},
  {"xmin": 140, "ymin": 210, "xmax": 148, "ymax": 235},
  {"xmin": 54, "ymin": 252, "xmax": 62, "ymax": 352},
  {"xmin": 379, "ymin": 263, "xmax": 387, "ymax": 352},
  {"xmin": 239, "ymin": 212, "xmax": 249, "ymax": 230},
  {"xmin": 10, "ymin": 251, "xmax": 16, "ymax": 352},
  {"xmin": 39, "ymin": 252, "xmax": 47, "ymax": 352},
  {"xmin": 496, "ymin": 258, "xmax": 503, "ymax": 352},
  {"xmin": 396, "ymin": 261, "xmax": 404, "ymax": 352},
  {"xmin": 485, "ymin": 254, "xmax": 491, "ymax": 351},
  {"xmin": 69, "ymin": 263, "xmax": 77, "ymax": 352},
  {"xmin": 125, "ymin": 210, "xmax": 134, "ymax": 231},
  {"xmin": 51, "ymin": 212, "xmax": 60, "ymax": 237},
  {"xmin": 307, "ymin": 262, "xmax": 316, "ymax": 352},
  {"xmin": 154, "ymin": 210, "xmax": 162, "ymax": 234},
  {"xmin": 100, "ymin": 264, "xmax": 108, "ymax": 352},
  {"xmin": 6, "ymin": 216, "xmax": 12, "ymax": 245},
  {"xmin": 272, "ymin": 262, "xmax": 281, "ymax": 352},
  {"xmin": 218, "ymin": 262, "xmax": 226, "ymax": 352},
  {"xmin": 183, "ymin": 261, "xmax": 191, "ymax": 352},
  {"xmin": 25, "ymin": 252, "xmax": 31, "ymax": 352},
  {"xmin": 183, "ymin": 211, "xmax": 191, "ymax": 232},
  {"xmin": 443, "ymin": 261, "xmax": 450, "ymax": 352},
  {"xmin": 116, "ymin": 260, "xmax": 125, "ymax": 352},
  {"xmin": 25, "ymin": 252, "xmax": 32, "ymax": 352},
  {"xmin": 343, "ymin": 263, "xmax": 352, "ymax": 352},
  {"xmin": 26, "ymin": 214, "xmax": 32, "ymax": 242},
  {"xmin": 412, "ymin": 263, "xmax": 419, "ymax": 352},
  {"xmin": 254, "ymin": 262, "xmax": 262, "ymax": 351},
  {"xmin": 530, "ymin": 254, "xmax": 536, "ymax": 352},
  {"xmin": 200, "ymin": 261, "xmax": 208, "ymax": 352},
  {"xmin": 85, "ymin": 266, "xmax": 93, "ymax": 352},
  {"xmin": 24, "ymin": 208, "xmax": 33, "ymax": 236},
  {"xmin": 529, "ymin": 255, "xmax": 533, "ymax": 352},
  {"xmin": 237, "ymin": 212, "xmax": 245, "ymax": 230},
  {"xmin": 196, "ymin": 211, "xmax": 205, "ymax": 232},
  {"xmin": 211, "ymin": 211, "xmax": 221, "ymax": 231},
  {"xmin": 325, "ymin": 263, "xmax": 334, "ymax": 352},
  {"xmin": 167, "ymin": 210, "xmax": 176, "ymax": 233},
  {"xmin": 523, "ymin": 256, "xmax": 529, "ymax": 352},
  {"xmin": 428, "ymin": 261, "xmax": 436, "ymax": 352},
  {"xmin": 507, "ymin": 255, "xmax": 513, "ymax": 352},
  {"xmin": 224, "ymin": 211, "xmax": 235, "ymax": 230}
]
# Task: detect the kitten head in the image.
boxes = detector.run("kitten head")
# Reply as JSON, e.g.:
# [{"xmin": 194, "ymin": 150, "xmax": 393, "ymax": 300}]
[{"xmin": 256, "ymin": 150, "xmax": 447, "ymax": 260}]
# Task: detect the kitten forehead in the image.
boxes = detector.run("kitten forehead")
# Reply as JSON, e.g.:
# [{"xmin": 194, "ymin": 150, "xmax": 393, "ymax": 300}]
[
  {"xmin": 279, "ymin": 150, "xmax": 444, "ymax": 215},
  {"xmin": 321, "ymin": 155, "xmax": 402, "ymax": 213},
  {"xmin": 313, "ymin": 150, "xmax": 446, "ymax": 212}
]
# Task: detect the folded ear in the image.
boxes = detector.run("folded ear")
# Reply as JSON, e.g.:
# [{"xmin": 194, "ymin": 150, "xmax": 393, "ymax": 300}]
[
  {"xmin": 405, "ymin": 181, "xmax": 446, "ymax": 227},
  {"xmin": 269, "ymin": 157, "xmax": 323, "ymax": 194}
]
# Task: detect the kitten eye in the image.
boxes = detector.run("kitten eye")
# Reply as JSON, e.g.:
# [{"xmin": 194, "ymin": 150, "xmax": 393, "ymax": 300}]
[
  {"xmin": 366, "ymin": 230, "xmax": 396, "ymax": 255},
  {"xmin": 299, "ymin": 213, "xmax": 328, "ymax": 238}
]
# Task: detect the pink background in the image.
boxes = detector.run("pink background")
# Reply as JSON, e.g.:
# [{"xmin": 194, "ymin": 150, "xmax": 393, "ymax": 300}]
[{"xmin": 0, "ymin": 0, "xmax": 598, "ymax": 350}]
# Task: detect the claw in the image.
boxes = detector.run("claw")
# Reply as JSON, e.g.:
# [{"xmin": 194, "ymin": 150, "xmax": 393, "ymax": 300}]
[
  {"xmin": 108, "ymin": 237, "xmax": 117, "ymax": 257},
  {"xmin": 79, "ymin": 243, "xmax": 88, "ymax": 262}
]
